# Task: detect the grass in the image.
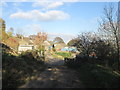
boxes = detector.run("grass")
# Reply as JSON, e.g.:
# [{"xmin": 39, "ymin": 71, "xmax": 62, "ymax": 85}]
[
  {"xmin": 75, "ymin": 63, "xmax": 120, "ymax": 88},
  {"xmin": 55, "ymin": 51, "xmax": 72, "ymax": 58},
  {"xmin": 52, "ymin": 54, "xmax": 64, "ymax": 60}
]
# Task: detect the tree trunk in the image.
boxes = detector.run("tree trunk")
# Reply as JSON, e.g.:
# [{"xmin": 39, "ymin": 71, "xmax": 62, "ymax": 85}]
[{"xmin": 115, "ymin": 35, "xmax": 120, "ymax": 70}]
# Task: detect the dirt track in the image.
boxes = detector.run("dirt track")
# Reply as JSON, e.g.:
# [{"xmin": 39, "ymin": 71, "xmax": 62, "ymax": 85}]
[{"xmin": 20, "ymin": 54, "xmax": 84, "ymax": 88}]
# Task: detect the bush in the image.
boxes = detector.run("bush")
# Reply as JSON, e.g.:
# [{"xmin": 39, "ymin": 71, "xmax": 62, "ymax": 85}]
[
  {"xmin": 76, "ymin": 64, "xmax": 120, "ymax": 88},
  {"xmin": 38, "ymin": 45, "xmax": 45, "ymax": 55},
  {"xmin": 2, "ymin": 51, "xmax": 46, "ymax": 88},
  {"xmin": 20, "ymin": 50, "xmax": 45, "ymax": 61},
  {"xmin": 64, "ymin": 54, "xmax": 91, "ymax": 68}
]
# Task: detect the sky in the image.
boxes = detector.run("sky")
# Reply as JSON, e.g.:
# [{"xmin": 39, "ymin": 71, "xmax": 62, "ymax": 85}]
[{"xmin": 0, "ymin": 0, "xmax": 119, "ymax": 43}]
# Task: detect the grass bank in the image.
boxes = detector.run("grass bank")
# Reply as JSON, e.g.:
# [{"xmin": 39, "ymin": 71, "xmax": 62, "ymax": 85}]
[
  {"xmin": 2, "ymin": 51, "xmax": 46, "ymax": 88},
  {"xmin": 75, "ymin": 63, "xmax": 120, "ymax": 88}
]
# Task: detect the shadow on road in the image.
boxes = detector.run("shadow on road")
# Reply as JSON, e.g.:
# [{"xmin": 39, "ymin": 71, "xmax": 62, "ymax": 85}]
[{"xmin": 20, "ymin": 59, "xmax": 84, "ymax": 88}]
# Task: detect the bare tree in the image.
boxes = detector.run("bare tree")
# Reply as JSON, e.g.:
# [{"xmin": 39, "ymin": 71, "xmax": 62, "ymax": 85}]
[
  {"xmin": 7, "ymin": 27, "xmax": 14, "ymax": 37},
  {"xmin": 99, "ymin": 3, "xmax": 120, "ymax": 70},
  {"xmin": 34, "ymin": 32, "xmax": 47, "ymax": 45},
  {"xmin": 16, "ymin": 29, "xmax": 25, "ymax": 39},
  {"xmin": 75, "ymin": 32, "xmax": 99, "ymax": 56}
]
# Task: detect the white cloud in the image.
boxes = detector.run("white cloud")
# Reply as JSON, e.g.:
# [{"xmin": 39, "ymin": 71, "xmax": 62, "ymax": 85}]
[
  {"xmin": 48, "ymin": 32, "xmax": 75, "ymax": 36},
  {"xmin": 48, "ymin": 33, "xmax": 76, "ymax": 43},
  {"xmin": 10, "ymin": 10, "xmax": 70, "ymax": 21},
  {"xmin": 33, "ymin": 1, "xmax": 64, "ymax": 9},
  {"xmin": 26, "ymin": 24, "xmax": 42, "ymax": 32},
  {"xmin": 62, "ymin": 0, "xmax": 119, "ymax": 2},
  {"xmin": 3, "ymin": 0, "xmax": 29, "ymax": 2},
  {"xmin": 3, "ymin": 0, "xmax": 119, "ymax": 2},
  {"xmin": 13, "ymin": 2, "xmax": 21, "ymax": 7},
  {"xmin": 0, "ymin": 2, "xmax": 8, "ymax": 7},
  {"xmin": 47, "ymin": 2, "xmax": 63, "ymax": 9},
  {"xmin": 61, "ymin": 0, "xmax": 80, "ymax": 2},
  {"xmin": 14, "ymin": 24, "xmax": 42, "ymax": 36}
]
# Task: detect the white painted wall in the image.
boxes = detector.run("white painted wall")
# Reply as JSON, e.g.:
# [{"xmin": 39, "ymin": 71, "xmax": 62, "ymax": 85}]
[{"xmin": 18, "ymin": 45, "xmax": 34, "ymax": 52}]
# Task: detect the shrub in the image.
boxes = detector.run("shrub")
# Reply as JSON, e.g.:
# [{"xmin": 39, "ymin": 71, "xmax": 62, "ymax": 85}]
[{"xmin": 2, "ymin": 51, "xmax": 46, "ymax": 88}]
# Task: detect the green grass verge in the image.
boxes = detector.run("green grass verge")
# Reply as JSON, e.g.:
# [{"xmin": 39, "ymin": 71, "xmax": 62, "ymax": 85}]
[
  {"xmin": 52, "ymin": 54, "xmax": 64, "ymax": 60},
  {"xmin": 55, "ymin": 52, "xmax": 72, "ymax": 58}
]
